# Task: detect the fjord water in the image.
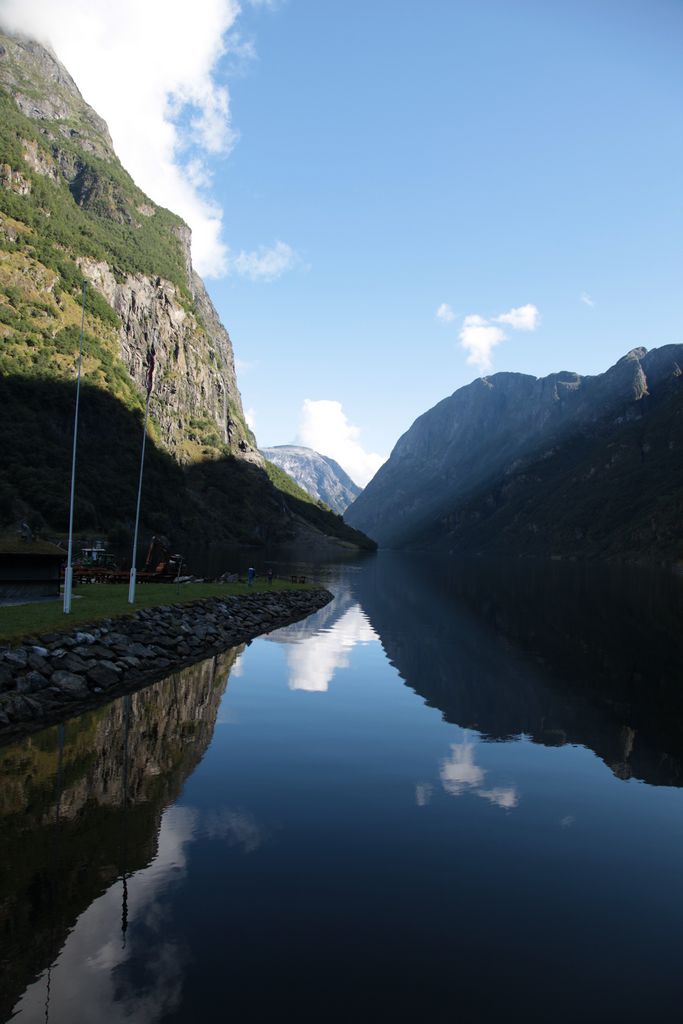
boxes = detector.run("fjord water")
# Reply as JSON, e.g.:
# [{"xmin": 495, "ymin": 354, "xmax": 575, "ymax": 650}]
[{"xmin": 3, "ymin": 557, "xmax": 683, "ymax": 1022}]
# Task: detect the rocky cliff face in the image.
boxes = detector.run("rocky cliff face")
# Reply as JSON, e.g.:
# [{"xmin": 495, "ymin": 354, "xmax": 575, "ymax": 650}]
[
  {"xmin": 261, "ymin": 445, "xmax": 361, "ymax": 513},
  {"xmin": 0, "ymin": 29, "xmax": 255, "ymax": 464},
  {"xmin": 345, "ymin": 346, "xmax": 683, "ymax": 559},
  {"xmin": 0, "ymin": 29, "xmax": 373, "ymax": 551}
]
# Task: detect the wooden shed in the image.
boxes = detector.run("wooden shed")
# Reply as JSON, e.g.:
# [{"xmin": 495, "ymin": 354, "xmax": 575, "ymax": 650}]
[{"xmin": 0, "ymin": 536, "xmax": 65, "ymax": 602}]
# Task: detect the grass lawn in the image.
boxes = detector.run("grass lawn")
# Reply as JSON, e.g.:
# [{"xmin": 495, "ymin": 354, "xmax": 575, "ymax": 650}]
[{"xmin": 0, "ymin": 579, "xmax": 313, "ymax": 645}]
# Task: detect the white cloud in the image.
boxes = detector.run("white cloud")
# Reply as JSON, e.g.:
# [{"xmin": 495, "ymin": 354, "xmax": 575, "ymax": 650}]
[
  {"xmin": 230, "ymin": 240, "xmax": 299, "ymax": 281},
  {"xmin": 494, "ymin": 303, "xmax": 540, "ymax": 331},
  {"xmin": 244, "ymin": 407, "xmax": 256, "ymax": 431},
  {"xmin": 436, "ymin": 302, "xmax": 456, "ymax": 323},
  {"xmin": 459, "ymin": 314, "xmax": 506, "ymax": 374},
  {"xmin": 458, "ymin": 303, "xmax": 540, "ymax": 374},
  {"xmin": 235, "ymin": 357, "xmax": 258, "ymax": 374},
  {"xmin": 580, "ymin": 292, "xmax": 595, "ymax": 307},
  {"xmin": 0, "ymin": 0, "xmax": 294, "ymax": 282},
  {"xmin": 297, "ymin": 399, "xmax": 386, "ymax": 488}
]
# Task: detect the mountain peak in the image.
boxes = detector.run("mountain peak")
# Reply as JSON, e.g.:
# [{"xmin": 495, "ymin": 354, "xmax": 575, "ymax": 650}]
[{"xmin": 261, "ymin": 446, "xmax": 361, "ymax": 514}]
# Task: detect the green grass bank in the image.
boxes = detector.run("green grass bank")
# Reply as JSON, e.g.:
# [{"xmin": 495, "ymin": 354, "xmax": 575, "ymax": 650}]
[{"xmin": 0, "ymin": 579, "xmax": 313, "ymax": 644}]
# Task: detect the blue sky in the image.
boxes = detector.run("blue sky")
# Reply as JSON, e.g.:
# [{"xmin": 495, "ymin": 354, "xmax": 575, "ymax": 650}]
[
  {"xmin": 210, "ymin": 0, "xmax": 682, "ymax": 479},
  {"xmin": 5, "ymin": 0, "xmax": 682, "ymax": 484}
]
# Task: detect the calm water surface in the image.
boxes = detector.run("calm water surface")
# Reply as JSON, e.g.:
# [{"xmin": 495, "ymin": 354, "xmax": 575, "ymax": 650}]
[{"xmin": 2, "ymin": 556, "xmax": 683, "ymax": 1022}]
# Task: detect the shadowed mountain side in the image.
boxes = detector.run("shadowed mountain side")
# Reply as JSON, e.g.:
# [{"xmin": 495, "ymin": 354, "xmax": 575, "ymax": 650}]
[
  {"xmin": 0, "ymin": 649, "xmax": 239, "ymax": 1022},
  {"xmin": 345, "ymin": 345, "xmax": 683, "ymax": 560},
  {"xmin": 354, "ymin": 555, "xmax": 683, "ymax": 787},
  {"xmin": 418, "ymin": 365, "xmax": 683, "ymax": 559},
  {"xmin": 0, "ymin": 375, "xmax": 375, "ymax": 553}
]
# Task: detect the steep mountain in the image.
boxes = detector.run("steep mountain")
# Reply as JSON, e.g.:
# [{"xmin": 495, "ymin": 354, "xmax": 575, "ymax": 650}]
[
  {"xmin": 0, "ymin": 30, "xmax": 373, "ymax": 554},
  {"xmin": 261, "ymin": 445, "xmax": 361, "ymax": 513},
  {"xmin": 345, "ymin": 346, "xmax": 683, "ymax": 560}
]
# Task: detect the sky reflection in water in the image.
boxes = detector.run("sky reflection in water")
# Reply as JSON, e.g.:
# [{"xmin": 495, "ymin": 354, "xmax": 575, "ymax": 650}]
[{"xmin": 3, "ymin": 557, "xmax": 683, "ymax": 1022}]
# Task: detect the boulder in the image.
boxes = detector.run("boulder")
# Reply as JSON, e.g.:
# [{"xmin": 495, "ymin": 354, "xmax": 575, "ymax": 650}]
[
  {"xmin": 51, "ymin": 670, "xmax": 89, "ymax": 698},
  {"xmin": 87, "ymin": 664, "xmax": 120, "ymax": 690},
  {"xmin": 16, "ymin": 671, "xmax": 48, "ymax": 694}
]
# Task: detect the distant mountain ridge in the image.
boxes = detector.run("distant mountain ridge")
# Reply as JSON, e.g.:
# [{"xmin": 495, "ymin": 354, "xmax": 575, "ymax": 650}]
[
  {"xmin": 345, "ymin": 345, "xmax": 683, "ymax": 561},
  {"xmin": 261, "ymin": 445, "xmax": 361, "ymax": 514}
]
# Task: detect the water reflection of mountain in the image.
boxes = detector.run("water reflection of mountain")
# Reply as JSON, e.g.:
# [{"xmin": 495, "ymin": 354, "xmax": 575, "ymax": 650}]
[
  {"xmin": 354, "ymin": 555, "xmax": 683, "ymax": 787},
  {"xmin": 0, "ymin": 648, "xmax": 239, "ymax": 1023},
  {"xmin": 266, "ymin": 582, "xmax": 358, "ymax": 642},
  {"xmin": 264, "ymin": 584, "xmax": 376, "ymax": 692}
]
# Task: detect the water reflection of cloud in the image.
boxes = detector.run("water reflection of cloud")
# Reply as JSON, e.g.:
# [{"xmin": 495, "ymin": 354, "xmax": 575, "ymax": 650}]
[
  {"xmin": 478, "ymin": 786, "xmax": 519, "ymax": 810},
  {"xmin": 201, "ymin": 807, "xmax": 264, "ymax": 853},
  {"xmin": 440, "ymin": 740, "xmax": 485, "ymax": 795},
  {"xmin": 285, "ymin": 604, "xmax": 377, "ymax": 692},
  {"xmin": 415, "ymin": 783, "xmax": 433, "ymax": 807},
  {"xmin": 11, "ymin": 805, "xmax": 196, "ymax": 1023},
  {"xmin": 440, "ymin": 736, "xmax": 519, "ymax": 811},
  {"xmin": 10, "ymin": 801, "xmax": 266, "ymax": 1022}
]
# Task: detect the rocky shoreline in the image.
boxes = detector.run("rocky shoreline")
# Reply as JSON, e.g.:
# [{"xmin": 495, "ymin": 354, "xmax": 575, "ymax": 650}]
[{"xmin": 0, "ymin": 588, "xmax": 333, "ymax": 741}]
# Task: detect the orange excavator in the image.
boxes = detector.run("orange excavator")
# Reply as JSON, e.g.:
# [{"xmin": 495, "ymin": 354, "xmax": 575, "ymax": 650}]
[{"xmin": 141, "ymin": 536, "xmax": 183, "ymax": 580}]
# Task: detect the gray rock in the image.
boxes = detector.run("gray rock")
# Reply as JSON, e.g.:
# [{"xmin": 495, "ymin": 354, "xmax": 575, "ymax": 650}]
[
  {"xmin": 16, "ymin": 671, "xmax": 48, "ymax": 694},
  {"xmin": 127, "ymin": 642, "xmax": 155, "ymax": 658},
  {"xmin": 87, "ymin": 664, "xmax": 120, "ymax": 689},
  {"xmin": 74, "ymin": 631, "xmax": 96, "ymax": 644},
  {"xmin": 0, "ymin": 664, "xmax": 14, "ymax": 690},
  {"xmin": 61, "ymin": 653, "xmax": 90, "ymax": 674},
  {"xmin": 28, "ymin": 652, "xmax": 51, "ymax": 674},
  {"xmin": 4, "ymin": 649, "xmax": 28, "ymax": 668},
  {"xmin": 99, "ymin": 659, "xmax": 122, "ymax": 676},
  {"xmin": 51, "ymin": 670, "xmax": 89, "ymax": 697}
]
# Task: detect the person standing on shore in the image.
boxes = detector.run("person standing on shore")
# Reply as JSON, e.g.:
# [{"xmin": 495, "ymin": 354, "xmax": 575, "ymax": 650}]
[{"xmin": 247, "ymin": 566, "xmax": 255, "ymax": 587}]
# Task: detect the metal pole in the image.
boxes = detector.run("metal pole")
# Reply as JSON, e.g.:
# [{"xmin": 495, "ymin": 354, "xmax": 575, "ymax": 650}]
[
  {"xmin": 63, "ymin": 283, "xmax": 87, "ymax": 614},
  {"xmin": 128, "ymin": 391, "xmax": 150, "ymax": 604}
]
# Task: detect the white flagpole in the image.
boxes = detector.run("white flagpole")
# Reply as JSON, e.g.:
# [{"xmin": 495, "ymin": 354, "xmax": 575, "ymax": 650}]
[
  {"xmin": 128, "ymin": 343, "xmax": 155, "ymax": 604},
  {"xmin": 63, "ymin": 282, "xmax": 88, "ymax": 614}
]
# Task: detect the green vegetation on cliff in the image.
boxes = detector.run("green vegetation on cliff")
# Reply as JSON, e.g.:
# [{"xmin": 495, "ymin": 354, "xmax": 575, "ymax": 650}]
[
  {"xmin": 0, "ymin": 90, "xmax": 190, "ymax": 301},
  {"xmin": 0, "ymin": 33, "xmax": 375, "ymax": 554}
]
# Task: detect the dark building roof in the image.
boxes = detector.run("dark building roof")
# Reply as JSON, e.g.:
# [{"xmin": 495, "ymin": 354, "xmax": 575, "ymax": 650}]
[{"xmin": 0, "ymin": 536, "xmax": 66, "ymax": 559}]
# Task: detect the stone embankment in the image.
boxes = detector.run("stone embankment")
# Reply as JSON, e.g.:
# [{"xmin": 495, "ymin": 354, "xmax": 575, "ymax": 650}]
[{"xmin": 0, "ymin": 588, "xmax": 332, "ymax": 740}]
